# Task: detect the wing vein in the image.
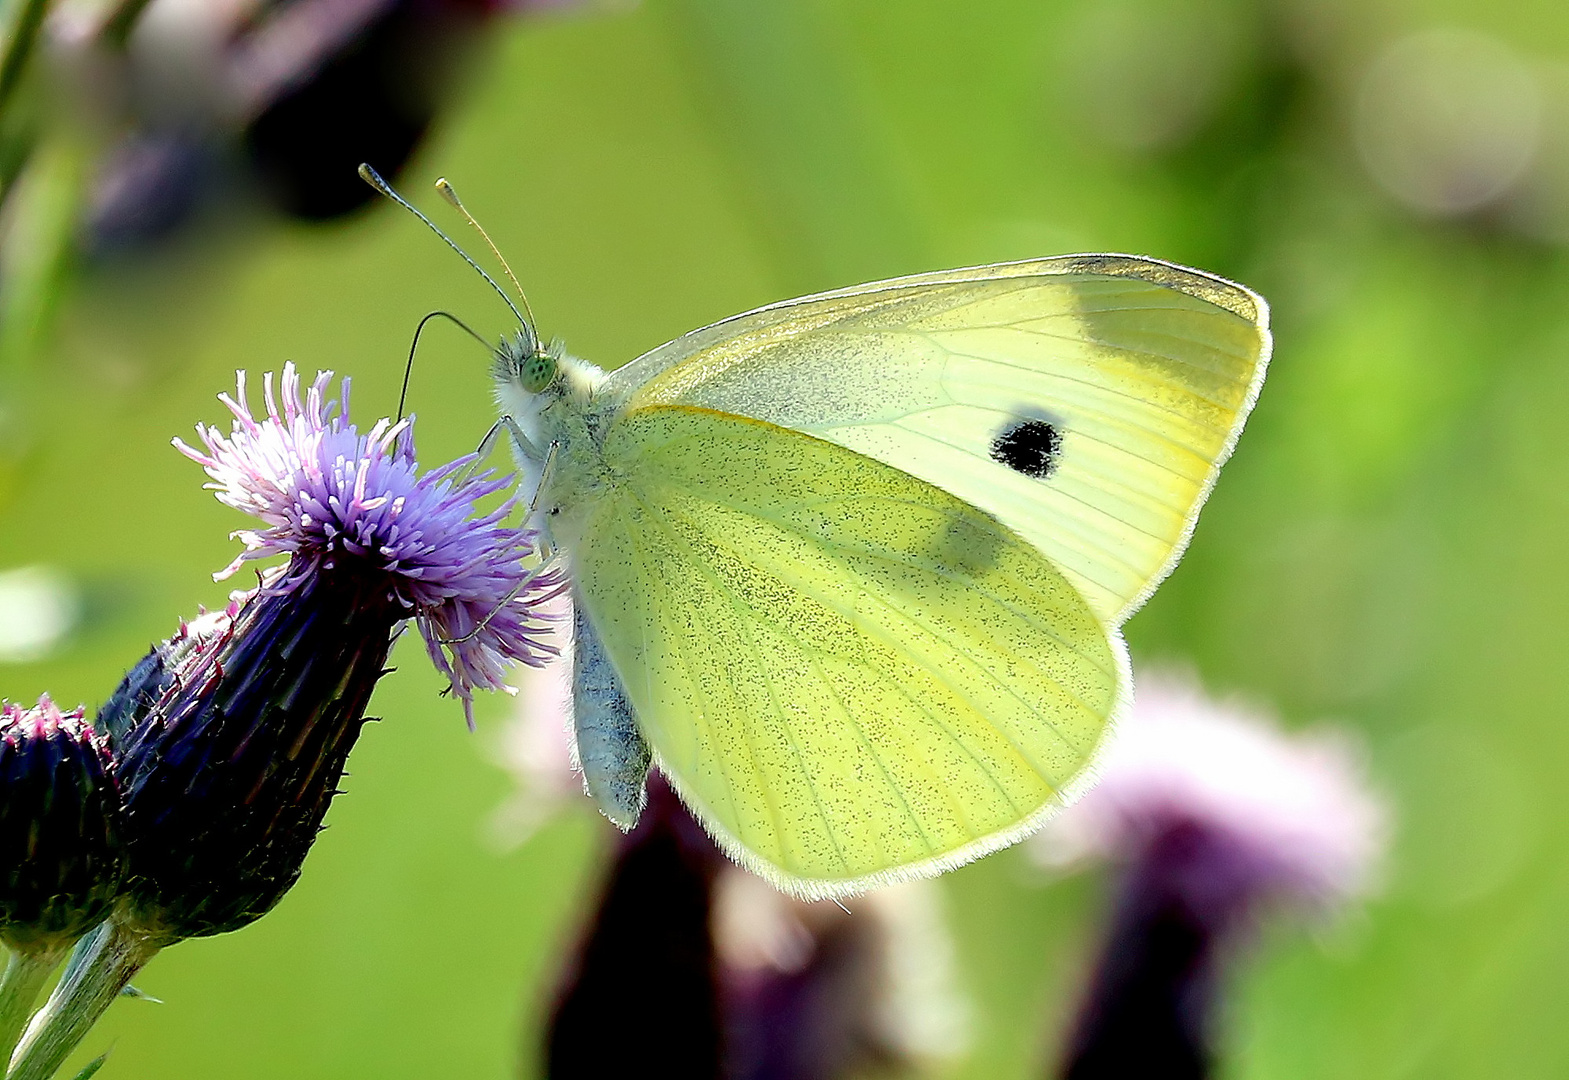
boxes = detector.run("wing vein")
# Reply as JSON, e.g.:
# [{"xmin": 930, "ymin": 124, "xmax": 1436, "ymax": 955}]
[
  {"xmin": 933, "ymin": 340, "xmax": 1242, "ymax": 415},
  {"xmin": 643, "ymin": 483, "xmax": 1103, "ymax": 765},
  {"xmin": 698, "ymin": 491, "xmax": 1122, "ymax": 685},
  {"xmin": 613, "ymin": 495, "xmax": 761, "ymax": 849},
  {"xmin": 625, "ymin": 485, "xmax": 856, "ymax": 874}
]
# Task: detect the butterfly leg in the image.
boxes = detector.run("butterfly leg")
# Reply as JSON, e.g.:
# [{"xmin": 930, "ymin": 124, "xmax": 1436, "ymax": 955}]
[
  {"xmin": 498, "ymin": 415, "xmax": 543, "ymax": 462},
  {"xmin": 434, "ymin": 560, "xmax": 560, "ymax": 645},
  {"xmin": 462, "ymin": 415, "xmax": 544, "ymax": 486},
  {"xmin": 571, "ymin": 600, "xmax": 650, "ymax": 830},
  {"xmin": 527, "ymin": 440, "xmax": 560, "ymax": 533}
]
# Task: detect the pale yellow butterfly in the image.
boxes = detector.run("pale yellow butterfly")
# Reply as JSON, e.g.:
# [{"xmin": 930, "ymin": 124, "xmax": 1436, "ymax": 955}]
[{"xmin": 364, "ymin": 167, "xmax": 1270, "ymax": 898}]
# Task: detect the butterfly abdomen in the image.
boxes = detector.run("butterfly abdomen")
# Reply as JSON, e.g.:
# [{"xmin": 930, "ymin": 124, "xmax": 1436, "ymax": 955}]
[{"xmin": 571, "ymin": 602, "xmax": 651, "ymax": 830}]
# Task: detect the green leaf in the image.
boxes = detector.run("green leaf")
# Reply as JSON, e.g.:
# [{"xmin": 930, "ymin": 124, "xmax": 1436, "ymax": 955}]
[{"xmin": 67, "ymin": 1052, "xmax": 108, "ymax": 1080}]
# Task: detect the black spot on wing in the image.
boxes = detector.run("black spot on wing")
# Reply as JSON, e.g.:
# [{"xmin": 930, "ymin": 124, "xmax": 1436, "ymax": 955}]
[{"xmin": 990, "ymin": 419, "xmax": 1062, "ymax": 479}]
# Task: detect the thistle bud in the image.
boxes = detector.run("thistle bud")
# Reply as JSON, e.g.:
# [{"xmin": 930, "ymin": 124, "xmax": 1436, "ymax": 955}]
[
  {"xmin": 114, "ymin": 577, "xmax": 397, "ymax": 942},
  {"xmin": 0, "ymin": 698, "xmax": 123, "ymax": 955}
]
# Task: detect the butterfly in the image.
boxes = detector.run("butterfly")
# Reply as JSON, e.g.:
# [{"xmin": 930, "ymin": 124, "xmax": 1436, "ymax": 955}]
[{"xmin": 363, "ymin": 168, "xmax": 1271, "ymax": 898}]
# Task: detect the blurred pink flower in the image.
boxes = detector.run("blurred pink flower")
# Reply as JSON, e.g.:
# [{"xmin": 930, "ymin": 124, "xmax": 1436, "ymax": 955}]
[
  {"xmin": 1032, "ymin": 671, "xmax": 1387, "ymax": 910},
  {"xmin": 1035, "ymin": 671, "xmax": 1388, "ymax": 1080},
  {"xmin": 488, "ymin": 589, "xmax": 580, "ymax": 844}
]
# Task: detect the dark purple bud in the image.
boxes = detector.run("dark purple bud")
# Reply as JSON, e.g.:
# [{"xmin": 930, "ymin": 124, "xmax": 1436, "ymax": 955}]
[
  {"xmin": 94, "ymin": 638, "xmax": 174, "ymax": 751},
  {"xmin": 95, "ymin": 589, "xmax": 247, "ymax": 751},
  {"xmin": 114, "ymin": 567, "xmax": 400, "ymax": 943},
  {"xmin": 0, "ymin": 698, "xmax": 124, "ymax": 955},
  {"xmin": 544, "ymin": 775, "xmax": 725, "ymax": 1080}
]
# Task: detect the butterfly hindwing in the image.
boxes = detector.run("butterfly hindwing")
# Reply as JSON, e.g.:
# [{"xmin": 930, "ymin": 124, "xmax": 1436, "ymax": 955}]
[
  {"xmin": 605, "ymin": 255, "xmax": 1270, "ymax": 626},
  {"xmin": 556, "ymin": 405, "xmax": 1128, "ymax": 895}
]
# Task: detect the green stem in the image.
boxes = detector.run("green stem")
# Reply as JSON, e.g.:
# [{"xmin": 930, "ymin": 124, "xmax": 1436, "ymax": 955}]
[
  {"xmin": 0, "ymin": 0, "xmax": 50, "ymax": 118},
  {"xmin": 0, "ymin": 947, "xmax": 62, "ymax": 1071},
  {"xmin": 7, "ymin": 922, "xmax": 158, "ymax": 1080}
]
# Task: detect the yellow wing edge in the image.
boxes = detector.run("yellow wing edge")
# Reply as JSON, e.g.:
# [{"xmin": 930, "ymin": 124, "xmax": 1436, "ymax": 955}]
[
  {"xmin": 1086, "ymin": 258, "xmax": 1273, "ymax": 626},
  {"xmin": 607, "ymin": 252, "xmax": 1271, "ymax": 398},
  {"xmin": 1047, "ymin": 253, "xmax": 1267, "ymax": 323},
  {"xmin": 650, "ymin": 622, "xmax": 1136, "ymax": 901}
]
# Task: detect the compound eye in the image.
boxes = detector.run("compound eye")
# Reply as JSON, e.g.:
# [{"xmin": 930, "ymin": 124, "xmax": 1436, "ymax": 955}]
[{"xmin": 521, "ymin": 353, "xmax": 557, "ymax": 393}]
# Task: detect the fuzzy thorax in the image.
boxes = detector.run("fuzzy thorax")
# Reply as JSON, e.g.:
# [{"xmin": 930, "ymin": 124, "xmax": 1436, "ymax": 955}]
[{"xmin": 493, "ymin": 341, "xmax": 609, "ymax": 499}]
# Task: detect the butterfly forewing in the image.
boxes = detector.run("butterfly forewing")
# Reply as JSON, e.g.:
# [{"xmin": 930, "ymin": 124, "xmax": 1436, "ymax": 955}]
[{"xmin": 607, "ymin": 255, "xmax": 1270, "ymax": 625}]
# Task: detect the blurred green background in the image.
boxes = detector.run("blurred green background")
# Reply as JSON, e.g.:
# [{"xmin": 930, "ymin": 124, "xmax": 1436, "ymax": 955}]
[{"xmin": 4, "ymin": 0, "xmax": 1569, "ymax": 1076}]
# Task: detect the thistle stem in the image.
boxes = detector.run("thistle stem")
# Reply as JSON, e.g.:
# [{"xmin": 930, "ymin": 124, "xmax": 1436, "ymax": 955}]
[
  {"xmin": 0, "ymin": 947, "xmax": 62, "ymax": 1071},
  {"xmin": 7, "ymin": 921, "xmax": 158, "ymax": 1080}
]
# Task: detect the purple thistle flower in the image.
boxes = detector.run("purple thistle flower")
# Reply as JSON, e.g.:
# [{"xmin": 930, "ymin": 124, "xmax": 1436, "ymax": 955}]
[
  {"xmin": 175, "ymin": 361, "xmax": 563, "ymax": 727},
  {"xmin": 83, "ymin": 364, "xmax": 564, "ymax": 944}
]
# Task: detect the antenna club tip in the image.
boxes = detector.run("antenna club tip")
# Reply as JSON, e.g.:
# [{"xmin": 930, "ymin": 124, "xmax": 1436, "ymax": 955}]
[
  {"xmin": 435, "ymin": 178, "xmax": 463, "ymax": 208},
  {"xmin": 358, "ymin": 163, "xmax": 391, "ymax": 194}
]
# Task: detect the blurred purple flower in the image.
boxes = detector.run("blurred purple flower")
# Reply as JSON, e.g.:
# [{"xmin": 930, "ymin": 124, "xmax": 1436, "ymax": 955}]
[
  {"xmin": 714, "ymin": 872, "xmax": 969, "ymax": 1080},
  {"xmin": 76, "ymin": 0, "xmax": 600, "ymax": 242},
  {"xmin": 545, "ymin": 774, "xmax": 727, "ymax": 1079},
  {"xmin": 1031, "ymin": 672, "xmax": 1387, "ymax": 1079},
  {"xmin": 1032, "ymin": 673, "xmax": 1386, "ymax": 906},
  {"xmin": 236, "ymin": 0, "xmax": 512, "ymax": 218}
]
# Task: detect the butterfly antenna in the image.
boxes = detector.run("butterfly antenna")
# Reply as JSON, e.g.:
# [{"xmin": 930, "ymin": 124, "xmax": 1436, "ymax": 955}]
[
  {"xmin": 358, "ymin": 164, "xmax": 531, "ymax": 332},
  {"xmin": 435, "ymin": 177, "xmax": 539, "ymax": 331},
  {"xmin": 399, "ymin": 310, "xmax": 491, "ymax": 420}
]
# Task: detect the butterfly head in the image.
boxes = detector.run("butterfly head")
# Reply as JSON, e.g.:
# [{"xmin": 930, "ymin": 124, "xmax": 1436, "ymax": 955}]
[{"xmin": 493, "ymin": 327, "xmax": 561, "ymax": 395}]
